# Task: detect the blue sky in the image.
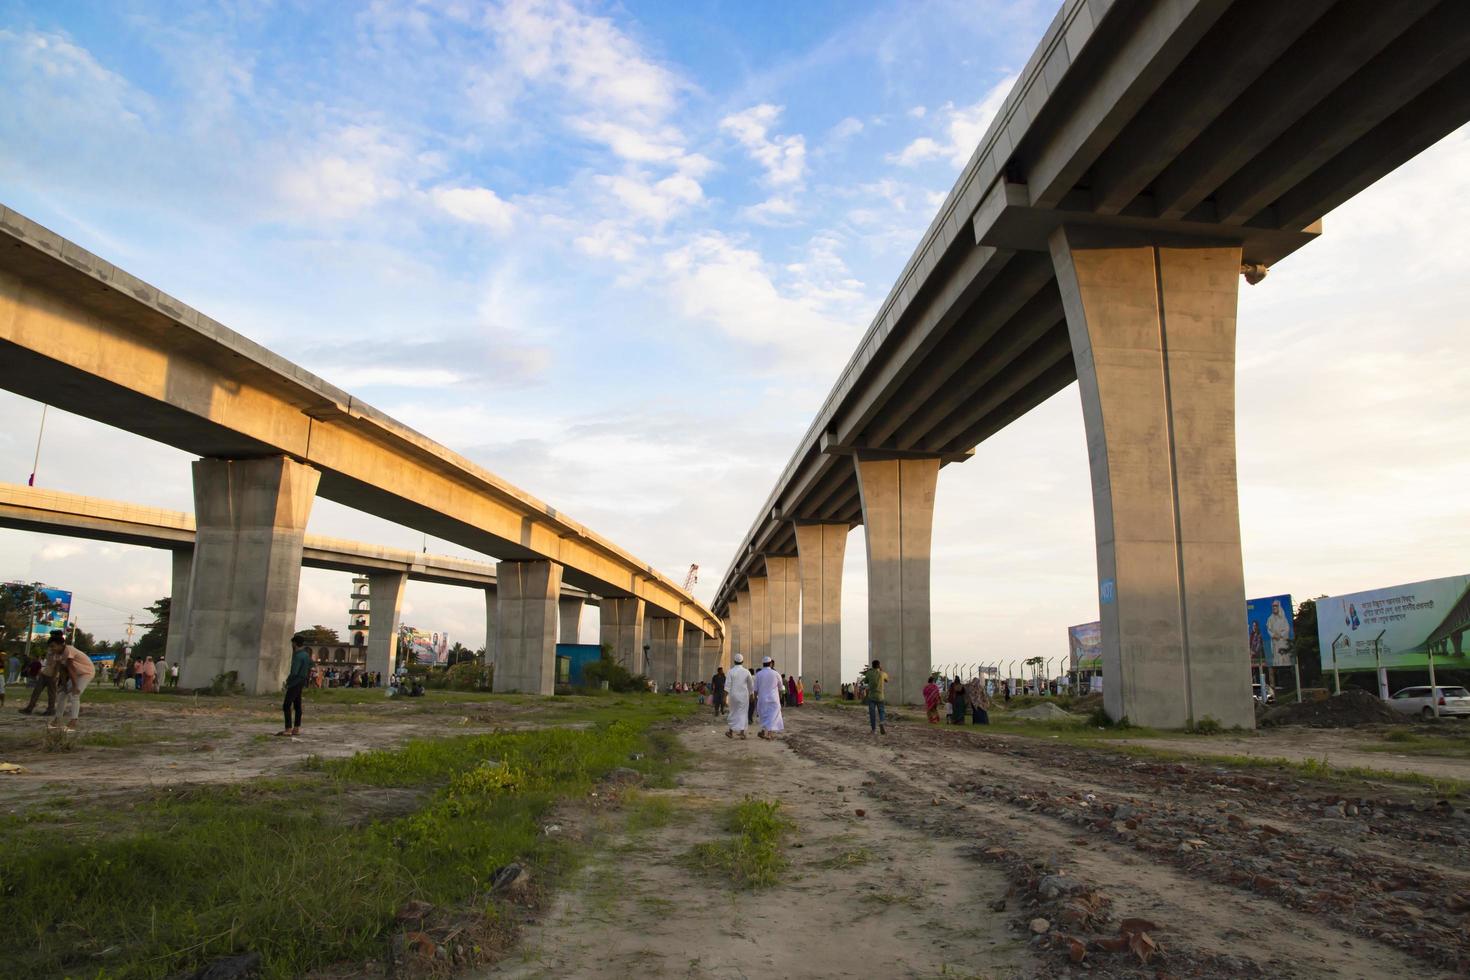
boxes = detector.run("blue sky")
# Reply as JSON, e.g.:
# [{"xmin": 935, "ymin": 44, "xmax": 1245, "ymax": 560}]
[{"xmin": 2, "ymin": 1, "xmax": 1468, "ymax": 678}]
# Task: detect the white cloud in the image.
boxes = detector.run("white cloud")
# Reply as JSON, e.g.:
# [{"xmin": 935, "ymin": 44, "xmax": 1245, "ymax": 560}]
[
  {"xmin": 830, "ymin": 116, "xmax": 864, "ymax": 140},
  {"xmin": 596, "ymin": 171, "xmax": 704, "ymax": 225},
  {"xmin": 891, "ymin": 73, "xmax": 1016, "ymax": 168},
  {"xmin": 429, "ymin": 185, "xmax": 516, "ymax": 233},
  {"xmin": 907, "ymin": 105, "xmax": 926, "ymax": 119},
  {"xmin": 573, "ymin": 220, "xmax": 648, "ymax": 262},
  {"xmin": 489, "ymin": 0, "xmax": 678, "ymax": 126},
  {"xmin": 661, "ymin": 233, "xmax": 856, "ymax": 370},
  {"xmin": 276, "ymin": 125, "xmax": 413, "ymax": 221},
  {"xmin": 720, "ymin": 104, "xmax": 807, "ymax": 186}
]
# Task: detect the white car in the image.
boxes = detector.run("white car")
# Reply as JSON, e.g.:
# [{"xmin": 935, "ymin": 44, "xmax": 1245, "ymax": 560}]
[
  {"xmin": 1252, "ymin": 682, "xmax": 1276, "ymax": 705},
  {"xmin": 1387, "ymin": 686, "xmax": 1470, "ymax": 719}
]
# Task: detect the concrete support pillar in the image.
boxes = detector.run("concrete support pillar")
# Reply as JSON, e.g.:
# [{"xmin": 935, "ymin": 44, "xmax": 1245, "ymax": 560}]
[
  {"xmin": 599, "ymin": 596, "xmax": 646, "ymax": 674},
  {"xmin": 558, "ymin": 596, "xmax": 585, "ymax": 644},
  {"xmin": 763, "ymin": 555, "xmax": 800, "ymax": 674},
  {"xmin": 1050, "ymin": 229, "xmax": 1252, "ymax": 729},
  {"xmin": 366, "ymin": 572, "xmax": 407, "ymax": 678},
  {"xmin": 707, "ymin": 628, "xmax": 728, "ymax": 679},
  {"xmin": 164, "ymin": 547, "xmax": 193, "ymax": 673},
  {"xmin": 179, "ymin": 456, "xmax": 319, "ymax": 694},
  {"xmin": 795, "ymin": 522, "xmax": 847, "ymax": 697},
  {"xmin": 648, "ymin": 617, "xmax": 684, "ymax": 688},
  {"xmin": 730, "ymin": 593, "xmax": 747, "ymax": 661},
  {"xmin": 493, "ymin": 560, "xmax": 562, "ymax": 695},
  {"xmin": 682, "ymin": 627, "xmax": 703, "ymax": 683},
  {"xmin": 483, "ymin": 587, "xmax": 498, "ymax": 668},
  {"xmin": 854, "ymin": 454, "xmax": 939, "ymax": 706},
  {"xmin": 748, "ymin": 575, "xmax": 770, "ymax": 664}
]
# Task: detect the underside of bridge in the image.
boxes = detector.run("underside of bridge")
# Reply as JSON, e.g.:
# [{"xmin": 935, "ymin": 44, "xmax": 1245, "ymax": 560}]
[{"xmin": 713, "ymin": 0, "xmax": 1470, "ymax": 725}]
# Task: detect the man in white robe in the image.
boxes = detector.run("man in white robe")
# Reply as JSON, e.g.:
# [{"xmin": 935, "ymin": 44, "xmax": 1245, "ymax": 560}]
[
  {"xmin": 726, "ymin": 654, "xmax": 755, "ymax": 740},
  {"xmin": 754, "ymin": 656, "xmax": 785, "ymax": 739}
]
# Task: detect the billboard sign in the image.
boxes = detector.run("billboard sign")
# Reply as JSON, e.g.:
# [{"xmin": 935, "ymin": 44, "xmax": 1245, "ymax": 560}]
[
  {"xmin": 1068, "ymin": 621, "xmax": 1102, "ymax": 671},
  {"xmin": 399, "ymin": 627, "xmax": 449, "ymax": 666},
  {"xmin": 1316, "ymin": 574, "xmax": 1470, "ymax": 672},
  {"xmin": 8, "ymin": 585, "xmax": 73, "ymax": 640},
  {"xmin": 1246, "ymin": 594, "xmax": 1294, "ymax": 668}
]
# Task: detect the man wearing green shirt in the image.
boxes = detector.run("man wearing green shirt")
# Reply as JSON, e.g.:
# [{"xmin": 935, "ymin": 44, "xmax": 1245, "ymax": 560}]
[
  {"xmin": 861, "ymin": 659, "xmax": 889, "ymax": 735},
  {"xmin": 277, "ymin": 634, "xmax": 312, "ymax": 737}
]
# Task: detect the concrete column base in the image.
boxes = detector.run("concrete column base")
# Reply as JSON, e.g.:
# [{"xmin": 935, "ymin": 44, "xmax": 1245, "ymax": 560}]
[
  {"xmin": 682, "ymin": 627, "xmax": 704, "ymax": 683},
  {"xmin": 164, "ymin": 547, "xmax": 193, "ymax": 672},
  {"xmin": 648, "ymin": 617, "xmax": 684, "ymax": 688},
  {"xmin": 854, "ymin": 454, "xmax": 939, "ymax": 706},
  {"xmin": 730, "ymin": 593, "xmax": 748, "ymax": 663},
  {"xmin": 764, "ymin": 555, "xmax": 800, "ymax": 674},
  {"xmin": 494, "ymin": 560, "xmax": 562, "ymax": 695},
  {"xmin": 483, "ymin": 587, "xmax": 497, "ymax": 669},
  {"xmin": 1051, "ymin": 228, "xmax": 1253, "ymax": 730},
  {"xmin": 599, "ymin": 596, "xmax": 646, "ymax": 675},
  {"xmin": 367, "ymin": 572, "xmax": 407, "ymax": 678},
  {"xmin": 558, "ymin": 596, "xmax": 585, "ymax": 644},
  {"xmin": 748, "ymin": 575, "xmax": 770, "ymax": 664},
  {"xmin": 795, "ymin": 522, "xmax": 847, "ymax": 696},
  {"xmin": 179, "ymin": 456, "xmax": 319, "ymax": 694}
]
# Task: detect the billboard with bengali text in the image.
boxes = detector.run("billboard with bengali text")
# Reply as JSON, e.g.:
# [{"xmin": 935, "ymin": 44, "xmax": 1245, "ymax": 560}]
[
  {"xmin": 1068, "ymin": 621, "xmax": 1102, "ymax": 671},
  {"xmin": 1246, "ymin": 594, "xmax": 1295, "ymax": 668},
  {"xmin": 1315, "ymin": 574, "xmax": 1470, "ymax": 672}
]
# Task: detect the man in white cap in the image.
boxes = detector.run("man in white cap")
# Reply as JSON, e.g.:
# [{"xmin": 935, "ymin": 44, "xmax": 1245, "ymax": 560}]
[
  {"xmin": 725, "ymin": 654, "xmax": 754, "ymax": 740},
  {"xmin": 754, "ymin": 656, "xmax": 785, "ymax": 739}
]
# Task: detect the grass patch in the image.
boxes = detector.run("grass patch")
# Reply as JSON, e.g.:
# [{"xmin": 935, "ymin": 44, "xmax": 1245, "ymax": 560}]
[
  {"xmin": 1366, "ymin": 731, "xmax": 1470, "ymax": 760},
  {"xmin": 687, "ymin": 797, "xmax": 792, "ymax": 889},
  {"xmin": 0, "ymin": 693, "xmax": 696, "ymax": 979},
  {"xmin": 624, "ymin": 792, "xmax": 681, "ymax": 832}
]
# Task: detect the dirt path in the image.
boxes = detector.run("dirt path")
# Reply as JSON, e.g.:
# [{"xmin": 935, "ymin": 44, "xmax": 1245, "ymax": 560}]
[
  {"xmin": 493, "ymin": 708, "xmax": 1462, "ymax": 980},
  {"xmin": 1110, "ymin": 727, "xmax": 1470, "ymax": 782},
  {"xmin": 488, "ymin": 718, "xmax": 1031, "ymax": 980}
]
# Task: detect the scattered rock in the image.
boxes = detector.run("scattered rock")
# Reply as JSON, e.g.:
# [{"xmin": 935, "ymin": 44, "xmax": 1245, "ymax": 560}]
[
  {"xmin": 1011, "ymin": 703, "xmax": 1076, "ymax": 722},
  {"xmin": 490, "ymin": 862, "xmax": 532, "ymax": 900},
  {"xmin": 1030, "ymin": 917, "xmax": 1051, "ymax": 935},
  {"xmin": 855, "ymin": 808, "xmax": 866, "ymax": 818},
  {"xmin": 989, "ymin": 898, "xmax": 1007, "ymax": 912}
]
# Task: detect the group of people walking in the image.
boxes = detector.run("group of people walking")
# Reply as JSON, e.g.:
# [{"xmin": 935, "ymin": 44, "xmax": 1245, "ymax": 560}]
[
  {"xmin": 713, "ymin": 654, "xmax": 788, "ymax": 740},
  {"xmin": 923, "ymin": 673, "xmax": 992, "ymax": 725}
]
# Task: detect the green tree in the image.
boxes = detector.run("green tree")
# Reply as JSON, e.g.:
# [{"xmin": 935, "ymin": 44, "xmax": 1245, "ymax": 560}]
[
  {"xmin": 1289, "ymin": 599, "xmax": 1321, "ymax": 686},
  {"xmin": 447, "ymin": 642, "xmax": 472, "ymax": 665},
  {"xmin": 132, "ymin": 597, "xmax": 170, "ymax": 660},
  {"xmin": 296, "ymin": 624, "xmax": 341, "ymax": 645},
  {"xmin": 70, "ymin": 628, "xmax": 97, "ymax": 654},
  {"xmin": 0, "ymin": 581, "xmax": 38, "ymax": 655}
]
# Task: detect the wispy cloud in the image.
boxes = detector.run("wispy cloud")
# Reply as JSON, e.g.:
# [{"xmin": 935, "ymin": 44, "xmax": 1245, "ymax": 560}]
[
  {"xmin": 890, "ymin": 73, "xmax": 1016, "ymax": 168},
  {"xmin": 720, "ymin": 104, "xmax": 807, "ymax": 186}
]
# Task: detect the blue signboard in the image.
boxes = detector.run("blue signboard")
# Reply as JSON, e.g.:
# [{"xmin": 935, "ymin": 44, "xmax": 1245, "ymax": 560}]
[{"xmin": 1246, "ymin": 594, "xmax": 1294, "ymax": 668}]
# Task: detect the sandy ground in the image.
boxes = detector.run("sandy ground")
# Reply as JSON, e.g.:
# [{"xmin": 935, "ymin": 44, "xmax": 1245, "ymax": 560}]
[
  {"xmin": 488, "ymin": 717, "xmax": 1028, "ymax": 980},
  {"xmin": 1108, "ymin": 726, "xmax": 1470, "ymax": 781},
  {"xmin": 0, "ymin": 690, "xmax": 535, "ymax": 812},
  {"xmin": 489, "ymin": 706, "xmax": 1466, "ymax": 980}
]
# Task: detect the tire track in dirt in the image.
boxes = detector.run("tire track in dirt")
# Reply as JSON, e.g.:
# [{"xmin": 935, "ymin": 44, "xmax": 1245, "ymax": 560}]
[{"xmin": 790, "ymin": 713, "xmax": 1445, "ymax": 979}]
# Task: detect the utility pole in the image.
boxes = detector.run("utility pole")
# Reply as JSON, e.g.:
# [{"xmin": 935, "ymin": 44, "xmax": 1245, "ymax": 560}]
[{"xmin": 124, "ymin": 615, "xmax": 137, "ymax": 657}]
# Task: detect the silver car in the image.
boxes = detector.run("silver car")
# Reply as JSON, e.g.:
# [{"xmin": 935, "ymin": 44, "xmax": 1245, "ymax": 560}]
[{"xmin": 1387, "ymin": 686, "xmax": 1470, "ymax": 719}]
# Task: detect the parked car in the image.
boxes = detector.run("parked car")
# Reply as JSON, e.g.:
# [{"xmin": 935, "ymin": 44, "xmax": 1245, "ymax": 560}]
[
  {"xmin": 1386, "ymin": 686, "xmax": 1470, "ymax": 719},
  {"xmin": 1252, "ymin": 682, "xmax": 1276, "ymax": 705}
]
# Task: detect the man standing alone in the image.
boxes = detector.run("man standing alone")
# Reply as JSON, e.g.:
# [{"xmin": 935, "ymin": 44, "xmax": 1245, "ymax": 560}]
[
  {"xmin": 725, "ymin": 655, "xmax": 754, "ymax": 740},
  {"xmin": 861, "ymin": 659, "xmax": 889, "ymax": 735},
  {"xmin": 711, "ymin": 665, "xmax": 728, "ymax": 716},
  {"xmin": 277, "ymin": 634, "xmax": 311, "ymax": 737}
]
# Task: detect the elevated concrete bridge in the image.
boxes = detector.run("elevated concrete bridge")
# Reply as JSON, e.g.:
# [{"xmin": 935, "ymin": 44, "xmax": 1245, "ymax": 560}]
[
  {"xmin": 712, "ymin": 0, "xmax": 1470, "ymax": 725},
  {"xmin": 0, "ymin": 482, "xmax": 635, "ymax": 681},
  {"xmin": 0, "ymin": 212, "xmax": 722, "ymax": 695}
]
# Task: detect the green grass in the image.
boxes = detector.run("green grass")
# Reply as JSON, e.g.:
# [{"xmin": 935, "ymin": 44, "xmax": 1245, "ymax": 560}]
[
  {"xmin": 814, "ymin": 845, "xmax": 872, "ymax": 870},
  {"xmin": 0, "ymin": 693, "xmax": 697, "ymax": 979},
  {"xmin": 686, "ymin": 797, "xmax": 792, "ymax": 889},
  {"xmin": 1366, "ymin": 730, "xmax": 1470, "ymax": 760}
]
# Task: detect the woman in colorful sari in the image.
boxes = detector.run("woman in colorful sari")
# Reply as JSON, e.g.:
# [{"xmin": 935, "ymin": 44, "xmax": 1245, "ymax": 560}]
[
  {"xmin": 923, "ymin": 675, "xmax": 943, "ymax": 724},
  {"xmin": 140, "ymin": 656, "xmax": 158, "ymax": 693},
  {"xmin": 947, "ymin": 677, "xmax": 967, "ymax": 724}
]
